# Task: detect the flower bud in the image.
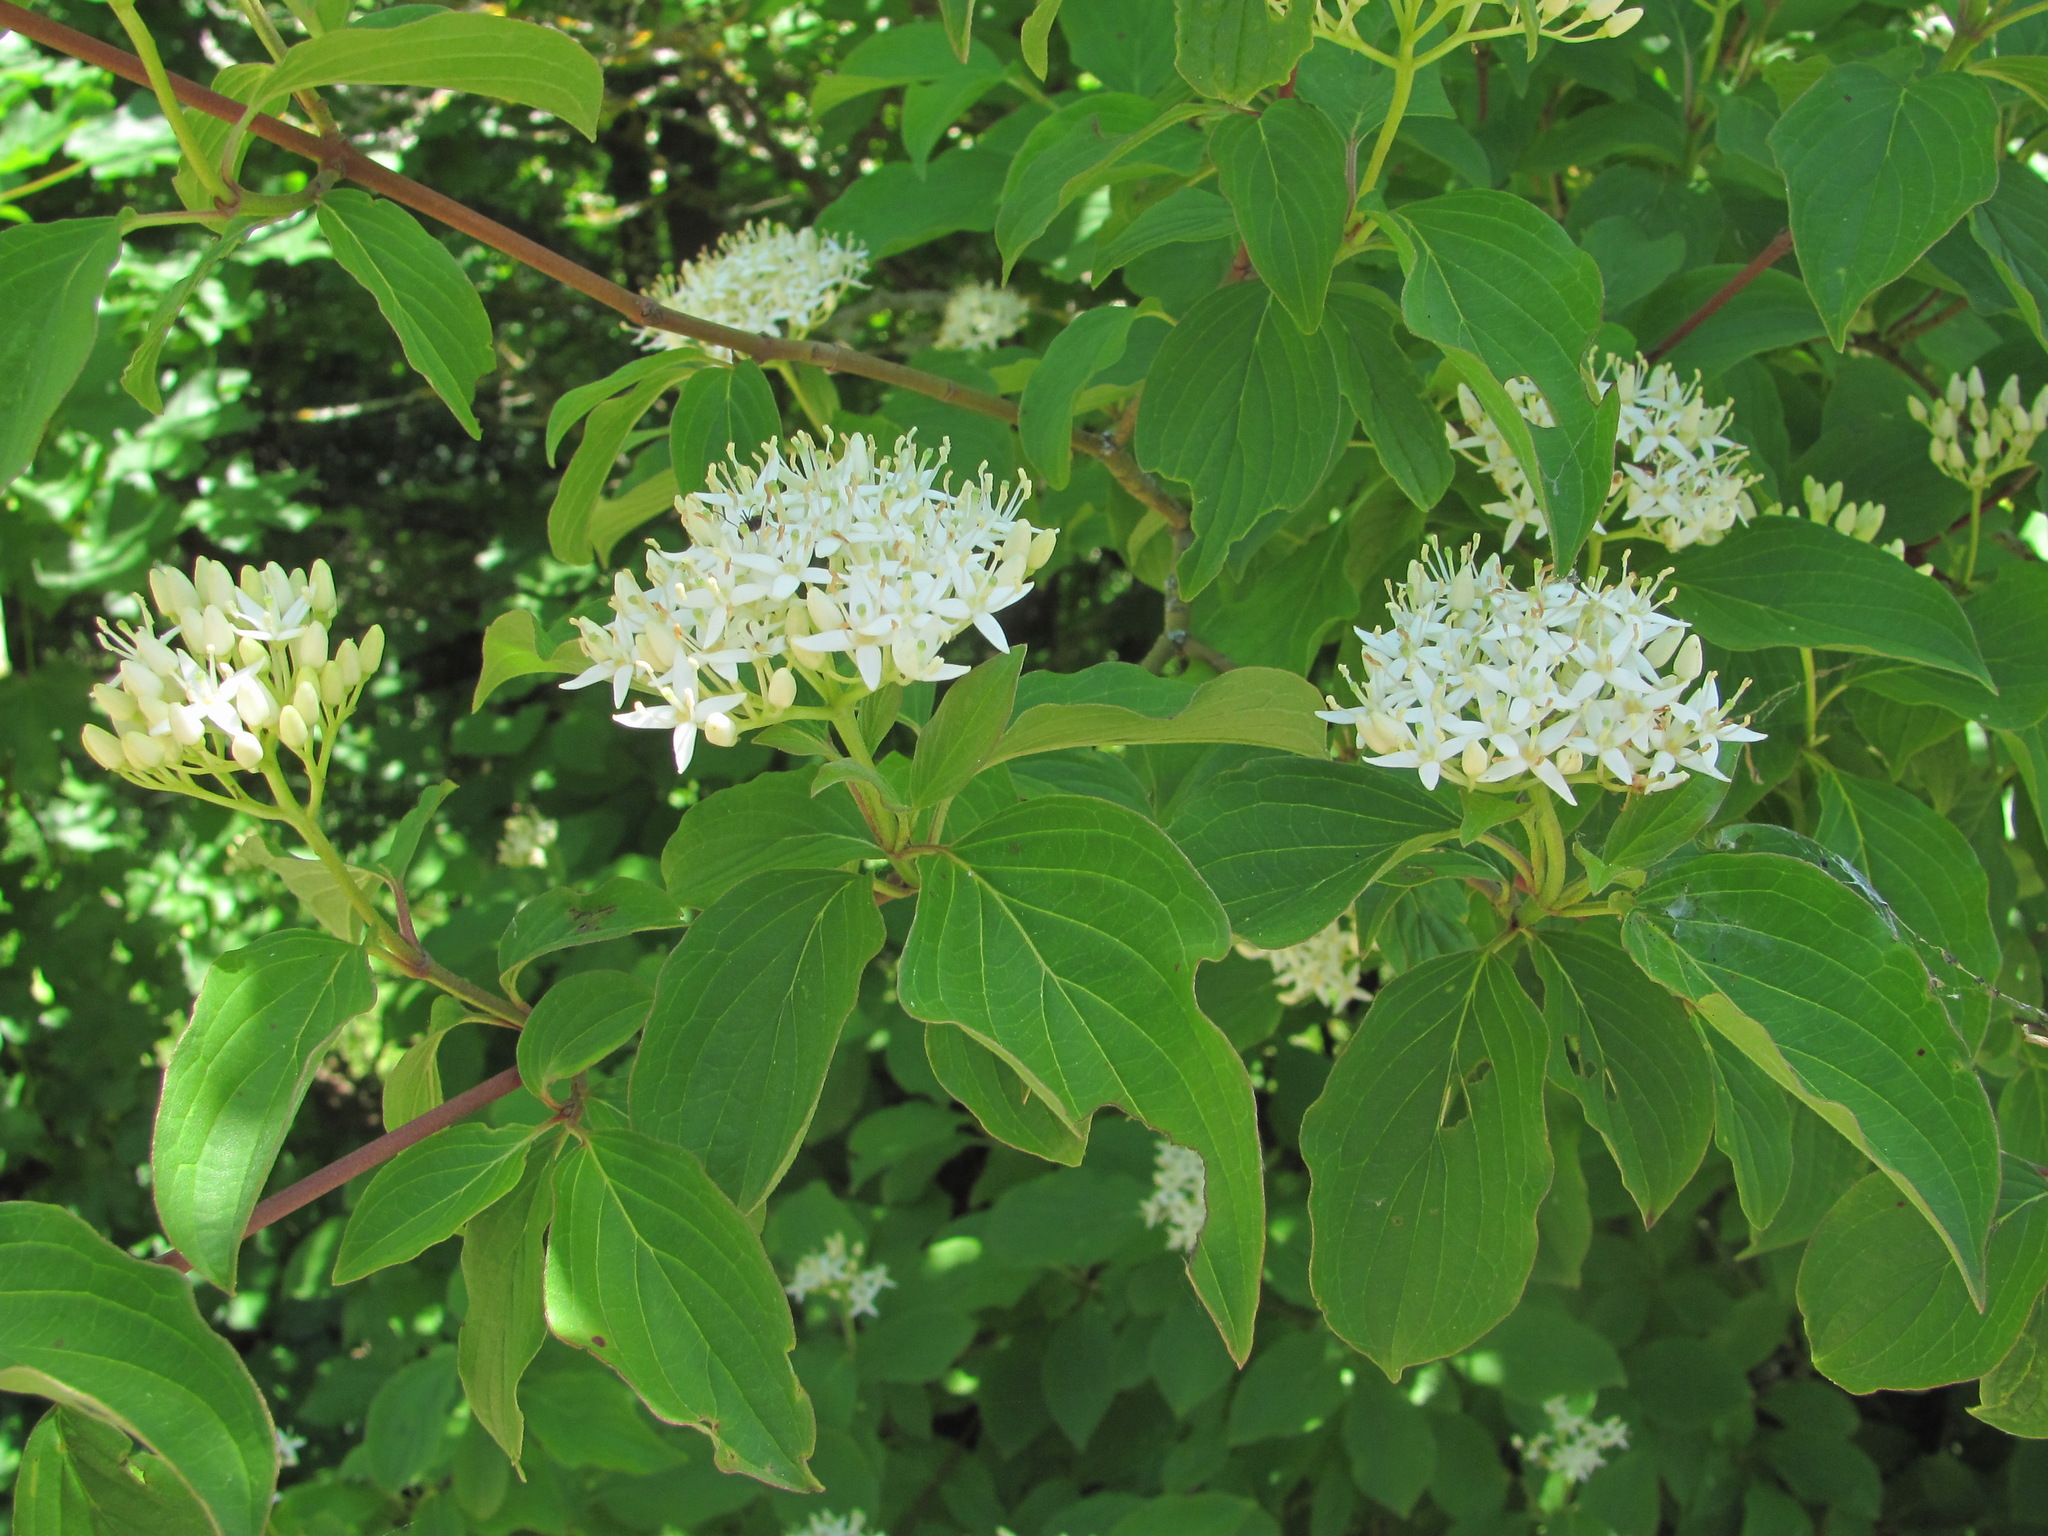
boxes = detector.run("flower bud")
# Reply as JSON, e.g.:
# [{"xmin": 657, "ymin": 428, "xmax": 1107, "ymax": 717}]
[
  {"xmin": 82, "ymin": 724, "xmax": 127, "ymax": 771},
  {"xmin": 237, "ymin": 637, "xmax": 267, "ymax": 668},
  {"xmin": 1835, "ymin": 506, "xmax": 1858, "ymax": 537},
  {"xmin": 1029, "ymin": 528, "xmax": 1058, "ymax": 571},
  {"xmin": 1854, "ymin": 503, "xmax": 1885, "ymax": 542},
  {"xmin": 335, "ymin": 639, "xmax": 362, "ymax": 688},
  {"xmin": 150, "ymin": 565, "xmax": 198, "ymax": 618},
  {"xmin": 768, "ymin": 667, "xmax": 797, "ymax": 710},
  {"xmin": 1643, "ymin": 628, "xmax": 1683, "ymax": 669},
  {"xmin": 294, "ymin": 622, "xmax": 328, "ymax": 670},
  {"xmin": 235, "ymin": 677, "xmax": 277, "ymax": 729},
  {"xmin": 1602, "ymin": 8, "xmax": 1642, "ymax": 34},
  {"xmin": 358, "ymin": 626, "xmax": 384, "ymax": 678},
  {"xmin": 310, "ymin": 559, "xmax": 336, "ymax": 616},
  {"xmin": 1448, "ymin": 566, "xmax": 1477, "ymax": 612},
  {"xmin": 230, "ymin": 732, "xmax": 264, "ymax": 769},
  {"xmin": 703, "ymin": 711, "xmax": 738, "ymax": 748},
  {"xmin": 93, "ymin": 683, "xmax": 138, "ymax": 724},
  {"xmin": 1461, "ymin": 739, "xmax": 1491, "ymax": 779},
  {"xmin": 1674, "ymin": 633, "xmax": 1704, "ymax": 683},
  {"xmin": 122, "ymin": 731, "xmax": 166, "ymax": 771},
  {"xmin": 169, "ymin": 705, "xmax": 205, "ymax": 746},
  {"xmin": 1557, "ymin": 747, "xmax": 1585, "ymax": 775},
  {"xmin": 119, "ymin": 660, "xmax": 164, "ymax": 699},
  {"xmin": 201, "ymin": 607, "xmax": 236, "ymax": 657},
  {"xmin": 240, "ymin": 564, "xmax": 267, "ymax": 601},
  {"xmin": 294, "ymin": 679, "xmax": 322, "ymax": 722},
  {"xmin": 319, "ymin": 661, "xmax": 349, "ymax": 708},
  {"xmin": 1360, "ymin": 711, "xmax": 1406, "ymax": 755},
  {"xmin": 806, "ymin": 588, "xmax": 845, "ymax": 632},
  {"xmin": 196, "ymin": 558, "xmax": 236, "ymax": 609},
  {"xmin": 278, "ymin": 705, "xmax": 310, "ymax": 753}
]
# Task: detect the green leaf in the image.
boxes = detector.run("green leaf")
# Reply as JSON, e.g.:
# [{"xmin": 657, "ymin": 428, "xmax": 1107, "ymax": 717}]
[
  {"xmin": 1767, "ymin": 63, "xmax": 1998, "ymax": 348},
  {"xmin": 382, "ymin": 1003, "xmax": 459, "ymax": 1132},
  {"xmin": 660, "ymin": 768, "xmax": 879, "ymax": 908},
  {"xmin": 1708, "ymin": 1029, "xmax": 1795, "ymax": 1231},
  {"xmin": 547, "ymin": 351, "xmax": 701, "ymax": 466},
  {"xmin": 1599, "ymin": 772, "xmax": 1726, "ymax": 875},
  {"xmin": 1972, "ymin": 1297, "xmax": 2048, "ymax": 1436},
  {"xmin": 912, "ymin": 649, "xmax": 1027, "ymax": 809},
  {"xmin": 1627, "ymin": 265, "xmax": 1824, "ymax": 377},
  {"xmin": 1301, "ymin": 950, "xmax": 1552, "ymax": 1376},
  {"xmin": 548, "ymin": 372, "xmax": 675, "ymax": 563},
  {"xmin": 899, "ymin": 795, "xmax": 1264, "ymax": 1360},
  {"xmin": 361, "ymin": 1349, "xmax": 460, "ymax": 1496},
  {"xmin": 333, "ymin": 1124, "xmax": 538, "ymax": 1284},
  {"xmin": 1666, "ymin": 517, "xmax": 1991, "ymax": 685},
  {"xmin": 153, "ymin": 932, "xmax": 376, "ymax": 1292},
  {"xmin": 1092, "ymin": 187, "xmax": 1239, "ymax": 282},
  {"xmin": 1813, "ymin": 768, "xmax": 2001, "ymax": 1049},
  {"xmin": 941, "ymin": 0, "xmax": 975, "ymax": 60},
  {"xmin": 1132, "ymin": 282, "xmax": 1345, "ymax": 594},
  {"xmin": 1321, "ymin": 284, "xmax": 1456, "ymax": 512},
  {"xmin": 0, "ymin": 1202, "xmax": 277, "ymax": 1536},
  {"xmin": 1173, "ymin": 0, "xmax": 1312, "ymax": 104},
  {"xmin": 925, "ymin": 1023, "xmax": 1088, "ymax": 1164},
  {"xmin": 995, "ymin": 94, "xmax": 1164, "ymax": 274},
  {"xmin": 1168, "ymin": 757, "xmax": 1461, "ymax": 947},
  {"xmin": 591, "ymin": 468, "xmax": 682, "ymax": 564},
  {"xmin": 1853, "ymin": 561, "xmax": 2048, "ymax": 730},
  {"xmin": 518, "ymin": 970, "xmax": 654, "ymax": 1099},
  {"xmin": 992, "ymin": 663, "xmax": 1328, "ymax": 764},
  {"xmin": 316, "ymin": 190, "xmax": 494, "ymax": 438},
  {"xmin": 545, "ymin": 1127, "xmax": 818, "ymax": 1489},
  {"xmin": 1386, "ymin": 190, "xmax": 1611, "ymax": 564},
  {"xmin": 120, "ymin": 228, "xmax": 250, "ymax": 415},
  {"xmin": 1740, "ymin": 1092, "xmax": 1870, "ymax": 1257},
  {"xmin": 472, "ymin": 608, "xmax": 586, "ymax": 712},
  {"xmin": 668, "ymin": 361, "xmax": 779, "ymax": 497},
  {"xmin": 1018, "ymin": 305, "xmax": 1147, "ymax": 489},
  {"xmin": 497, "ymin": 877, "xmax": 683, "ymax": 995},
  {"xmin": 1022, "ymin": 0, "xmax": 1063, "ymax": 76},
  {"xmin": 1969, "ymin": 55, "xmax": 2048, "ymax": 109},
  {"xmin": 48, "ymin": 1408, "xmax": 215, "ymax": 1536},
  {"xmin": 458, "ymin": 1156, "xmax": 553, "ymax": 1466},
  {"xmin": 1344, "ymin": 1371, "xmax": 1436, "ymax": 1516},
  {"xmin": 1533, "ymin": 927, "xmax": 1715, "ymax": 1225},
  {"xmin": 1227, "ymin": 1328, "xmax": 1347, "ymax": 1444},
  {"xmin": 631, "ymin": 869, "xmax": 884, "ymax": 1211},
  {"xmin": 814, "ymin": 147, "xmax": 1008, "ymax": 259},
  {"xmin": 0, "ymin": 218, "xmax": 122, "ymax": 492},
  {"xmin": 372, "ymin": 780, "xmax": 456, "ymax": 887},
  {"xmin": 1799, "ymin": 1169, "xmax": 2048, "ymax": 1393},
  {"xmin": 1211, "ymin": 99, "xmax": 1349, "ymax": 333},
  {"xmin": 1964, "ymin": 163, "xmax": 2048, "ymax": 348},
  {"xmin": 1623, "ymin": 852, "xmax": 2001, "ymax": 1304},
  {"xmin": 15, "ymin": 1411, "xmax": 92, "ymax": 1536},
  {"xmin": 262, "ymin": 12, "xmax": 603, "ymax": 135}
]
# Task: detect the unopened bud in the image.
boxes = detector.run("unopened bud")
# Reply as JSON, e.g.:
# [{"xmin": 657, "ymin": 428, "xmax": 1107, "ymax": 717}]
[
  {"xmin": 806, "ymin": 588, "xmax": 845, "ymax": 632},
  {"xmin": 237, "ymin": 637, "xmax": 267, "ymax": 668},
  {"xmin": 1674, "ymin": 633, "xmax": 1704, "ymax": 683},
  {"xmin": 150, "ymin": 565, "xmax": 198, "ymax": 617},
  {"xmin": 82, "ymin": 724, "xmax": 127, "ymax": 771},
  {"xmin": 169, "ymin": 704, "xmax": 205, "ymax": 746},
  {"xmin": 335, "ymin": 639, "xmax": 361, "ymax": 688},
  {"xmin": 768, "ymin": 667, "xmax": 797, "ymax": 710},
  {"xmin": 1854, "ymin": 503, "xmax": 1885, "ymax": 541},
  {"xmin": 294, "ymin": 679, "xmax": 321, "ymax": 721},
  {"xmin": 1557, "ymin": 747, "xmax": 1585, "ymax": 775},
  {"xmin": 293, "ymin": 621, "xmax": 328, "ymax": 670},
  {"xmin": 278, "ymin": 705, "xmax": 310, "ymax": 753},
  {"xmin": 358, "ymin": 626, "xmax": 384, "ymax": 677},
  {"xmin": 310, "ymin": 559, "xmax": 336, "ymax": 615},
  {"xmin": 201, "ymin": 607, "xmax": 235, "ymax": 657},
  {"xmin": 319, "ymin": 661, "xmax": 349, "ymax": 708},
  {"xmin": 235, "ymin": 678, "xmax": 276, "ymax": 729},
  {"xmin": 1644, "ymin": 628, "xmax": 1683, "ymax": 669},
  {"xmin": 1028, "ymin": 528, "xmax": 1058, "ymax": 571},
  {"xmin": 196, "ymin": 557, "xmax": 236, "ymax": 609},
  {"xmin": 92, "ymin": 683, "xmax": 138, "ymax": 724},
  {"xmin": 1461, "ymin": 739, "xmax": 1490, "ymax": 779},
  {"xmin": 230, "ymin": 732, "xmax": 264, "ymax": 769},
  {"xmin": 703, "ymin": 712, "xmax": 738, "ymax": 748},
  {"xmin": 119, "ymin": 660, "xmax": 164, "ymax": 699},
  {"xmin": 122, "ymin": 731, "xmax": 166, "ymax": 771}
]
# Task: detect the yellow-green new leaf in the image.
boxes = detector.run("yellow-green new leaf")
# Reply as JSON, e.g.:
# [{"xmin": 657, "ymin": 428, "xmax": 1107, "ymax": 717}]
[
  {"xmin": 545, "ymin": 1129, "xmax": 819, "ymax": 1489},
  {"xmin": 261, "ymin": 12, "xmax": 602, "ymax": 136},
  {"xmin": 990, "ymin": 662, "xmax": 1326, "ymax": 765},
  {"xmin": 0, "ymin": 1203, "xmax": 278, "ymax": 1536}
]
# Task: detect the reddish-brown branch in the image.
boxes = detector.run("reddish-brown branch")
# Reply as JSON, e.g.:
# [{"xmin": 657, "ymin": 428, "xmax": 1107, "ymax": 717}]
[
  {"xmin": 1646, "ymin": 228, "xmax": 1793, "ymax": 362},
  {"xmin": 0, "ymin": 1, "xmax": 1193, "ymax": 529},
  {"xmin": 161, "ymin": 1067, "xmax": 525, "ymax": 1276}
]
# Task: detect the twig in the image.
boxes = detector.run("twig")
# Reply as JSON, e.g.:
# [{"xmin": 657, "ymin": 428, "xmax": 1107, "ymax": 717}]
[
  {"xmin": 0, "ymin": 2, "xmax": 1190, "ymax": 531},
  {"xmin": 1645, "ymin": 228, "xmax": 1792, "ymax": 362},
  {"xmin": 160, "ymin": 1067, "xmax": 525, "ymax": 1276}
]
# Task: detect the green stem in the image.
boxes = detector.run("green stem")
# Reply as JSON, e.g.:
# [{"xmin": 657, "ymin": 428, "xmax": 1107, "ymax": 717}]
[
  {"xmin": 772, "ymin": 359, "xmax": 830, "ymax": 432},
  {"xmin": 1359, "ymin": 39, "xmax": 1420, "ymax": 195},
  {"xmin": 1522, "ymin": 788, "xmax": 1569, "ymax": 910},
  {"xmin": 0, "ymin": 160, "xmax": 88, "ymax": 207},
  {"xmin": 1801, "ymin": 646, "xmax": 1818, "ymax": 744},
  {"xmin": 1964, "ymin": 501, "xmax": 1984, "ymax": 585},
  {"xmin": 106, "ymin": 0, "xmax": 233, "ymax": 204}
]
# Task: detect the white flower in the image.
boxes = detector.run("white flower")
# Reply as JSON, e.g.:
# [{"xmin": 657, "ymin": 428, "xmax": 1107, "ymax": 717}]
[
  {"xmin": 790, "ymin": 1513, "xmax": 880, "ymax": 1536},
  {"xmin": 1764, "ymin": 475, "xmax": 1900, "ymax": 554},
  {"xmin": 1515, "ymin": 1396, "xmax": 1630, "ymax": 1485},
  {"xmin": 633, "ymin": 221, "xmax": 868, "ymax": 361},
  {"xmin": 1320, "ymin": 540, "xmax": 1765, "ymax": 801},
  {"xmin": 1449, "ymin": 357, "xmax": 1760, "ymax": 553},
  {"xmin": 786, "ymin": 1233, "xmax": 895, "ymax": 1321},
  {"xmin": 1909, "ymin": 367, "xmax": 2048, "ymax": 492},
  {"xmin": 1236, "ymin": 916, "xmax": 1370, "ymax": 1013},
  {"xmin": 570, "ymin": 430, "xmax": 1053, "ymax": 768},
  {"xmin": 497, "ymin": 810, "xmax": 558, "ymax": 869},
  {"xmin": 84, "ymin": 557, "xmax": 382, "ymax": 791},
  {"xmin": 1319, "ymin": 0, "xmax": 1639, "ymax": 45},
  {"xmin": 935, "ymin": 282, "xmax": 1032, "ymax": 352},
  {"xmin": 1139, "ymin": 1141, "xmax": 1207, "ymax": 1253}
]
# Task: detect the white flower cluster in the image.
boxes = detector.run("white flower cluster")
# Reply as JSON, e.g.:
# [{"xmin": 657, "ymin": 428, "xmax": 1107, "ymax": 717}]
[
  {"xmin": 786, "ymin": 1233, "xmax": 895, "ymax": 1321},
  {"xmin": 1763, "ymin": 476, "xmax": 1899, "ymax": 553},
  {"xmin": 1319, "ymin": 542, "xmax": 1765, "ymax": 801},
  {"xmin": 633, "ymin": 221, "xmax": 868, "ymax": 361},
  {"xmin": 83, "ymin": 557, "xmax": 383, "ymax": 789},
  {"xmin": 1139, "ymin": 1140, "xmax": 1207, "ymax": 1254},
  {"xmin": 790, "ymin": 1513, "xmax": 879, "ymax": 1536},
  {"xmin": 1909, "ymin": 368, "xmax": 2048, "ymax": 492},
  {"xmin": 497, "ymin": 810, "xmax": 558, "ymax": 869},
  {"xmin": 568, "ymin": 430, "xmax": 1052, "ymax": 772},
  {"xmin": 1317, "ymin": 0, "xmax": 1641, "ymax": 43},
  {"xmin": 1514, "ymin": 1396, "xmax": 1630, "ymax": 1485},
  {"xmin": 1235, "ymin": 917, "xmax": 1369, "ymax": 1013},
  {"xmin": 934, "ymin": 282, "xmax": 1032, "ymax": 352},
  {"xmin": 1449, "ymin": 358, "xmax": 1758, "ymax": 552}
]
